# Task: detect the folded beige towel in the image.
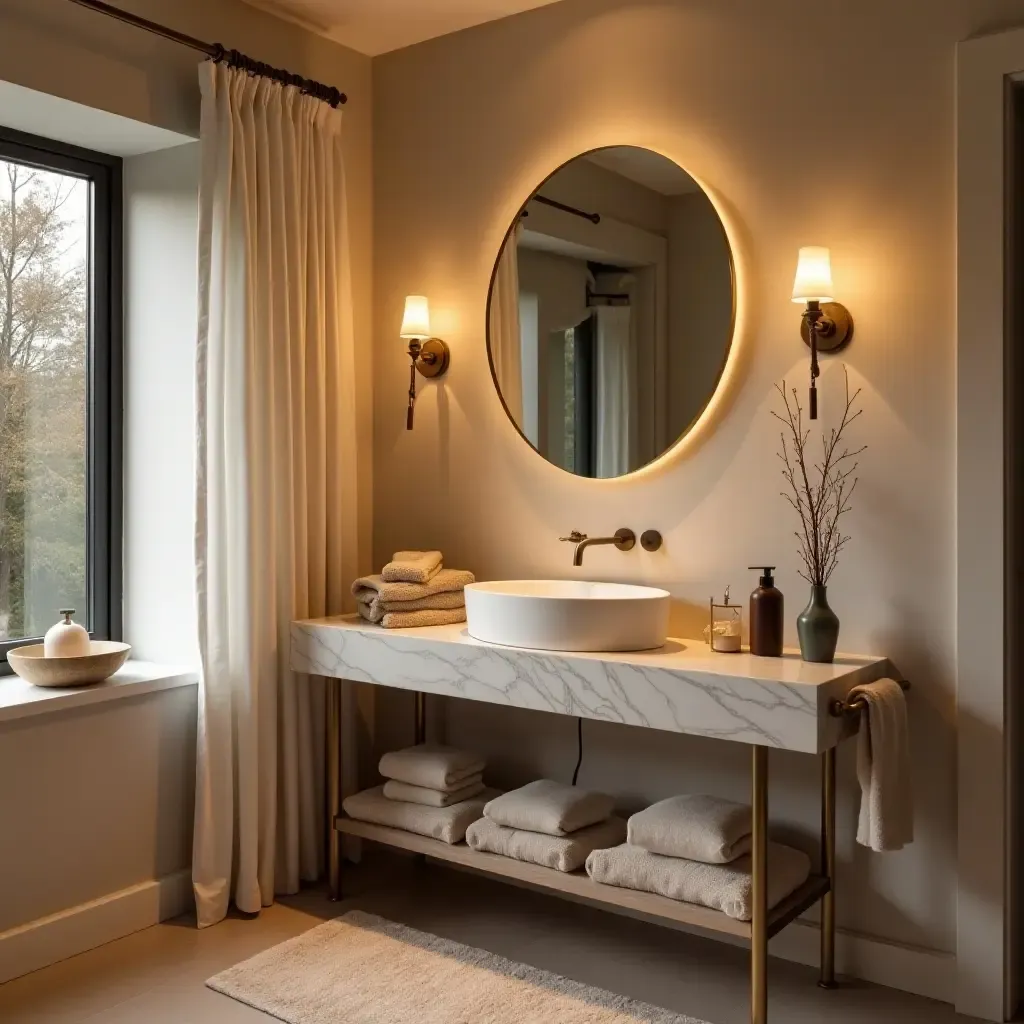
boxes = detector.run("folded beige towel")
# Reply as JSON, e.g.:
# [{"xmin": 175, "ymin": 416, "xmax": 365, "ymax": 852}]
[
  {"xmin": 360, "ymin": 606, "xmax": 466, "ymax": 629},
  {"xmin": 628, "ymin": 795, "xmax": 752, "ymax": 864},
  {"xmin": 342, "ymin": 785, "xmax": 496, "ymax": 845},
  {"xmin": 484, "ymin": 780, "xmax": 616, "ymax": 837},
  {"xmin": 358, "ymin": 589, "xmax": 466, "ymax": 624},
  {"xmin": 383, "ymin": 777, "xmax": 485, "ymax": 807},
  {"xmin": 467, "ymin": 815, "xmax": 627, "ymax": 873},
  {"xmin": 381, "ymin": 550, "xmax": 443, "ymax": 584},
  {"xmin": 379, "ymin": 744, "xmax": 486, "ymax": 791},
  {"xmin": 351, "ymin": 569, "xmax": 476, "ymax": 606},
  {"xmin": 585, "ymin": 842, "xmax": 811, "ymax": 921},
  {"xmin": 850, "ymin": 678, "xmax": 913, "ymax": 852}
]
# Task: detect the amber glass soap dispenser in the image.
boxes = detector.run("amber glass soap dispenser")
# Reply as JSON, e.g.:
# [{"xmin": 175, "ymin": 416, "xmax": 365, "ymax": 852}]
[{"xmin": 748, "ymin": 567, "xmax": 783, "ymax": 657}]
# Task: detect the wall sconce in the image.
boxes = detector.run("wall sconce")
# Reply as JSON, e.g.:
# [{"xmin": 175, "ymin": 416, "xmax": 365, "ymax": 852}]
[
  {"xmin": 400, "ymin": 295, "xmax": 450, "ymax": 430},
  {"xmin": 791, "ymin": 247, "xmax": 853, "ymax": 420}
]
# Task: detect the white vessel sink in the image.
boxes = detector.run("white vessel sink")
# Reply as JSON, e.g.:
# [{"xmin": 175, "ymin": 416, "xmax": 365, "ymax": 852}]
[{"xmin": 464, "ymin": 580, "xmax": 670, "ymax": 653}]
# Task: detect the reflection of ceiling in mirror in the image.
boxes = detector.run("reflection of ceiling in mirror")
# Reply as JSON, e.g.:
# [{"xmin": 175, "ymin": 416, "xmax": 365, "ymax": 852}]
[{"xmin": 585, "ymin": 147, "xmax": 700, "ymax": 196}]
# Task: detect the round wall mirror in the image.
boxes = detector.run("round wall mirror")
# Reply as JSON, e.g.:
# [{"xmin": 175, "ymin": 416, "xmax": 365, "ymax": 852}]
[{"xmin": 486, "ymin": 146, "xmax": 735, "ymax": 479}]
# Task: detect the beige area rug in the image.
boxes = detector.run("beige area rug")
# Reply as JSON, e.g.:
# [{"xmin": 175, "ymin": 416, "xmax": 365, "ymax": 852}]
[{"xmin": 207, "ymin": 910, "xmax": 708, "ymax": 1023}]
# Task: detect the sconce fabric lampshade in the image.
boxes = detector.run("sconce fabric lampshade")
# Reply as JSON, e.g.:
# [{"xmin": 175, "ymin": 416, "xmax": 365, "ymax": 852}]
[
  {"xmin": 791, "ymin": 247, "xmax": 834, "ymax": 304},
  {"xmin": 400, "ymin": 295, "xmax": 432, "ymax": 340}
]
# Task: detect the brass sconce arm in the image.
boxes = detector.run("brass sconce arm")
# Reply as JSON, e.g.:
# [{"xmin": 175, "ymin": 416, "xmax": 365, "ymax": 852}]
[{"xmin": 405, "ymin": 337, "xmax": 451, "ymax": 431}]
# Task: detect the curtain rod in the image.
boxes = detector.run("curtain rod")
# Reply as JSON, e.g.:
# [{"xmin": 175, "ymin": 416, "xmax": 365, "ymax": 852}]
[
  {"xmin": 520, "ymin": 195, "xmax": 601, "ymax": 224},
  {"xmin": 67, "ymin": 0, "xmax": 347, "ymax": 107}
]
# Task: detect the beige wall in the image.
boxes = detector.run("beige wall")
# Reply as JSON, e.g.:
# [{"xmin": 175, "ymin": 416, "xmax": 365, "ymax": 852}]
[
  {"xmin": 0, "ymin": 687, "xmax": 197, "ymax": 933},
  {"xmin": 372, "ymin": 0, "xmax": 1024, "ymax": 960}
]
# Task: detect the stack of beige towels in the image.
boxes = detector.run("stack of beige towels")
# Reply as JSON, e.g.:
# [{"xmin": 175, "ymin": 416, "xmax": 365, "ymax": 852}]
[
  {"xmin": 586, "ymin": 795, "xmax": 811, "ymax": 921},
  {"xmin": 467, "ymin": 780, "xmax": 627, "ymax": 873},
  {"xmin": 342, "ymin": 744, "xmax": 496, "ymax": 845},
  {"xmin": 352, "ymin": 550, "xmax": 475, "ymax": 629}
]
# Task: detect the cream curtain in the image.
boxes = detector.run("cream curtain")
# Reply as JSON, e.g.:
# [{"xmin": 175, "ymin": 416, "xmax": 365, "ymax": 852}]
[
  {"xmin": 192, "ymin": 61, "xmax": 358, "ymax": 928},
  {"xmin": 489, "ymin": 223, "xmax": 524, "ymax": 421},
  {"xmin": 595, "ymin": 304, "xmax": 633, "ymax": 478}
]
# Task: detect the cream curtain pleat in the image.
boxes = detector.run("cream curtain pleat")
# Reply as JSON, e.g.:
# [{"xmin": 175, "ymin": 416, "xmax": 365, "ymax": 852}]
[
  {"xmin": 489, "ymin": 224, "xmax": 524, "ymax": 421},
  {"xmin": 192, "ymin": 61, "xmax": 358, "ymax": 928},
  {"xmin": 595, "ymin": 304, "xmax": 633, "ymax": 478}
]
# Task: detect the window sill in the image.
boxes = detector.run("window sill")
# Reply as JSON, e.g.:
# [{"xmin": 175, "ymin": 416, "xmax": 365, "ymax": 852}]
[{"xmin": 0, "ymin": 661, "xmax": 198, "ymax": 724}]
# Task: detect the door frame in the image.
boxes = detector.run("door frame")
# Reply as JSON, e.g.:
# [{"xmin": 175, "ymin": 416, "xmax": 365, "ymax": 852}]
[{"xmin": 956, "ymin": 26, "xmax": 1024, "ymax": 1022}]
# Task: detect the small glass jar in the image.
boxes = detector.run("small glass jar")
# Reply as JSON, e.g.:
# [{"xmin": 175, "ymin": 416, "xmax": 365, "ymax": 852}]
[{"xmin": 707, "ymin": 589, "xmax": 743, "ymax": 653}]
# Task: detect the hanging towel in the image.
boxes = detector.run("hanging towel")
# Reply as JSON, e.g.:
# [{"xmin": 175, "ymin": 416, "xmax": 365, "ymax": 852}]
[
  {"xmin": 360, "ymin": 605, "xmax": 467, "ymax": 629},
  {"xmin": 383, "ymin": 777, "xmax": 485, "ymax": 807},
  {"xmin": 585, "ymin": 842, "xmax": 811, "ymax": 921},
  {"xmin": 467, "ymin": 816, "xmax": 627, "ymax": 873},
  {"xmin": 849, "ymin": 678, "xmax": 913, "ymax": 852},
  {"xmin": 627, "ymin": 795, "xmax": 752, "ymax": 864},
  {"xmin": 351, "ymin": 569, "xmax": 476, "ymax": 606},
  {"xmin": 342, "ymin": 786, "xmax": 496, "ymax": 845},
  {"xmin": 381, "ymin": 550, "xmax": 443, "ymax": 584},
  {"xmin": 379, "ymin": 744, "xmax": 486, "ymax": 791},
  {"xmin": 357, "ymin": 589, "xmax": 465, "ymax": 624},
  {"xmin": 484, "ymin": 780, "xmax": 616, "ymax": 837}
]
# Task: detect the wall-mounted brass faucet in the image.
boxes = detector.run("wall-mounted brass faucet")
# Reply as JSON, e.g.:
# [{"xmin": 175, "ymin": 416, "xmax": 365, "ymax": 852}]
[{"xmin": 560, "ymin": 528, "xmax": 662, "ymax": 566}]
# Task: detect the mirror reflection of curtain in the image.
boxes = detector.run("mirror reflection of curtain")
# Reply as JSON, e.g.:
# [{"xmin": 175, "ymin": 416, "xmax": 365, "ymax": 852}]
[
  {"xmin": 489, "ymin": 223, "xmax": 524, "ymax": 420},
  {"xmin": 595, "ymin": 304, "xmax": 632, "ymax": 478}
]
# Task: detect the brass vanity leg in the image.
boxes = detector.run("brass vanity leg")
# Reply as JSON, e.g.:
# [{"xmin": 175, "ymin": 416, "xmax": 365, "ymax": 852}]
[
  {"xmin": 415, "ymin": 691, "xmax": 427, "ymax": 744},
  {"xmin": 819, "ymin": 746, "xmax": 838, "ymax": 988},
  {"xmin": 327, "ymin": 681, "xmax": 343, "ymax": 901},
  {"xmin": 751, "ymin": 745, "xmax": 769, "ymax": 1024}
]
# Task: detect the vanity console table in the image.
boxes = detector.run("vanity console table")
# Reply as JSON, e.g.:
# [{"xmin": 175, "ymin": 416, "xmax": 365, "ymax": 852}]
[{"xmin": 291, "ymin": 615, "xmax": 899, "ymax": 1024}]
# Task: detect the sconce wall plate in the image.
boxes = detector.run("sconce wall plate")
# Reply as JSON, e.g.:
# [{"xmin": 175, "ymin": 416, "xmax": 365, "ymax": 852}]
[
  {"xmin": 800, "ymin": 301, "xmax": 854, "ymax": 353},
  {"xmin": 414, "ymin": 338, "xmax": 451, "ymax": 378}
]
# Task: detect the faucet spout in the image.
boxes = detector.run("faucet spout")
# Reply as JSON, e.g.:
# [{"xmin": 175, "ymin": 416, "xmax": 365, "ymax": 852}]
[{"xmin": 561, "ymin": 528, "xmax": 636, "ymax": 566}]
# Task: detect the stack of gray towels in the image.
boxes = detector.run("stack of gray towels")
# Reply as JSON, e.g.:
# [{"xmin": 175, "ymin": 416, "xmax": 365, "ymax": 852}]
[
  {"xmin": 467, "ymin": 780, "xmax": 627, "ymax": 873},
  {"xmin": 342, "ymin": 744, "xmax": 495, "ymax": 844},
  {"xmin": 586, "ymin": 795, "xmax": 812, "ymax": 921}
]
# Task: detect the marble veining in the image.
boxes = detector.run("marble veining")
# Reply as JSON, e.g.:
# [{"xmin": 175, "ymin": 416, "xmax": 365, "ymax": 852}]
[{"xmin": 291, "ymin": 617, "xmax": 894, "ymax": 753}]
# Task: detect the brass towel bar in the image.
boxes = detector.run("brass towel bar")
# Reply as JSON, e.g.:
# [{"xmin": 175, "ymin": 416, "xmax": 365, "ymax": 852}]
[{"xmin": 829, "ymin": 679, "xmax": 910, "ymax": 718}]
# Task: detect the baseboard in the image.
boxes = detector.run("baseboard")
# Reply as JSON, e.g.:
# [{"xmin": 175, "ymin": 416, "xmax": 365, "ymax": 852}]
[
  {"xmin": 768, "ymin": 918, "xmax": 955, "ymax": 1004},
  {"xmin": 0, "ymin": 870, "xmax": 193, "ymax": 984}
]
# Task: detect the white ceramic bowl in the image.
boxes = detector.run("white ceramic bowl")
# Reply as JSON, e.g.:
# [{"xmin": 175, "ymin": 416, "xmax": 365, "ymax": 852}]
[
  {"xmin": 465, "ymin": 580, "xmax": 670, "ymax": 652},
  {"xmin": 8, "ymin": 640, "xmax": 132, "ymax": 688}
]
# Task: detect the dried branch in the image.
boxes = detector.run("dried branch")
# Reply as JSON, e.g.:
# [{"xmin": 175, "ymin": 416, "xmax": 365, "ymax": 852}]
[{"xmin": 775, "ymin": 366, "xmax": 864, "ymax": 586}]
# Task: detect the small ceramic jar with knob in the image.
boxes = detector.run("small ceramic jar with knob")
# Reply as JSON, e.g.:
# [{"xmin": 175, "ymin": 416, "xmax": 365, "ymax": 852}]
[{"xmin": 43, "ymin": 609, "xmax": 91, "ymax": 658}]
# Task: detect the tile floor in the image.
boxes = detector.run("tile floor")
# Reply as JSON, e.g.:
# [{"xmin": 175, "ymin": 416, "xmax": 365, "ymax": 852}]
[{"xmin": 0, "ymin": 854, "xmax": 984, "ymax": 1023}]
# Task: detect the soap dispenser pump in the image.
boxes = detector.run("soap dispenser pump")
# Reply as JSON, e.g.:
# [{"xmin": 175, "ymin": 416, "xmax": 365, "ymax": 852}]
[{"xmin": 748, "ymin": 567, "xmax": 783, "ymax": 657}]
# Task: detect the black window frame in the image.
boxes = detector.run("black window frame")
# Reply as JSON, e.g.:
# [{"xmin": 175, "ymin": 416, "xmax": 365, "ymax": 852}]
[{"xmin": 0, "ymin": 125, "xmax": 122, "ymax": 664}]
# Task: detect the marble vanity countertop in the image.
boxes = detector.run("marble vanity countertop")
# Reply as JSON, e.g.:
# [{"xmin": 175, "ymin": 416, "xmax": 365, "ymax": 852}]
[{"xmin": 291, "ymin": 615, "xmax": 897, "ymax": 753}]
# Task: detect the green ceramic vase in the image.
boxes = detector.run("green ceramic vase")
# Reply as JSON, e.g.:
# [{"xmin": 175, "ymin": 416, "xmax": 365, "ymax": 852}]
[{"xmin": 797, "ymin": 585, "xmax": 840, "ymax": 663}]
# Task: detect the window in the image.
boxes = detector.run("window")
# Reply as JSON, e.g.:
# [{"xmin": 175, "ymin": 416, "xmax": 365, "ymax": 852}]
[{"xmin": 0, "ymin": 126, "xmax": 121, "ymax": 662}]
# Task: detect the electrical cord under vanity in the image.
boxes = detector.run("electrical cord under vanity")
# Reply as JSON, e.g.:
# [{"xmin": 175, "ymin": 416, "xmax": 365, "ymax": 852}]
[{"xmin": 572, "ymin": 716, "xmax": 584, "ymax": 786}]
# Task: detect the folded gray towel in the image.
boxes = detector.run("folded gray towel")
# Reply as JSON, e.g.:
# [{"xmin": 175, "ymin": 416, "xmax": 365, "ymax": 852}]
[
  {"xmin": 467, "ymin": 815, "xmax": 627, "ymax": 873},
  {"xmin": 379, "ymin": 744, "xmax": 486, "ymax": 791},
  {"xmin": 484, "ymin": 780, "xmax": 616, "ymax": 837},
  {"xmin": 628, "ymin": 795, "xmax": 752, "ymax": 864},
  {"xmin": 585, "ymin": 842, "xmax": 811, "ymax": 921},
  {"xmin": 358, "ymin": 589, "xmax": 466, "ymax": 624},
  {"xmin": 342, "ymin": 785, "xmax": 496, "ymax": 845},
  {"xmin": 381, "ymin": 550, "xmax": 443, "ymax": 584},
  {"xmin": 383, "ymin": 777, "xmax": 485, "ymax": 807},
  {"xmin": 351, "ymin": 569, "xmax": 476, "ymax": 606}
]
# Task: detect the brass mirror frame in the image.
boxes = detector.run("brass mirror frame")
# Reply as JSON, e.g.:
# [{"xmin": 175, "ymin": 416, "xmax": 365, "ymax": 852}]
[{"xmin": 484, "ymin": 146, "xmax": 738, "ymax": 481}]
